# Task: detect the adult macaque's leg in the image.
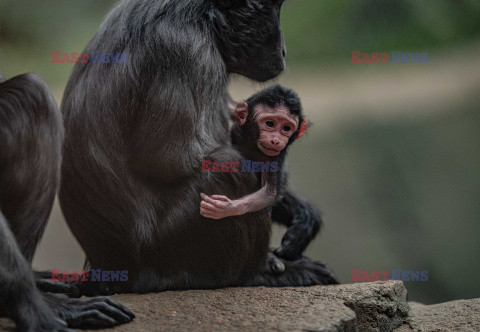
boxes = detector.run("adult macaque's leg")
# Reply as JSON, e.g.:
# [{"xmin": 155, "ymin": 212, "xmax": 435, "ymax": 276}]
[{"xmin": 0, "ymin": 212, "xmax": 71, "ymax": 331}]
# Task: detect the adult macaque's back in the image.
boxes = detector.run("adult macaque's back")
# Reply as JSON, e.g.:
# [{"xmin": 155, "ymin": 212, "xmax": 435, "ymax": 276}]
[{"xmin": 61, "ymin": 0, "xmax": 334, "ymax": 293}]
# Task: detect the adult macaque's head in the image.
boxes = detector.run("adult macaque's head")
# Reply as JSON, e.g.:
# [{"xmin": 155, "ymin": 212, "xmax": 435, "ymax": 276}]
[
  {"xmin": 234, "ymin": 85, "xmax": 308, "ymax": 157},
  {"xmin": 214, "ymin": 0, "xmax": 287, "ymax": 82}
]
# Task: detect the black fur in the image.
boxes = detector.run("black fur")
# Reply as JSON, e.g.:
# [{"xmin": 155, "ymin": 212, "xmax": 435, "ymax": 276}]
[
  {"xmin": 0, "ymin": 74, "xmax": 62, "ymax": 263},
  {"xmin": 272, "ymin": 192, "xmax": 323, "ymax": 261},
  {"xmin": 0, "ymin": 74, "xmax": 134, "ymax": 330},
  {"xmin": 59, "ymin": 0, "xmax": 336, "ymax": 294}
]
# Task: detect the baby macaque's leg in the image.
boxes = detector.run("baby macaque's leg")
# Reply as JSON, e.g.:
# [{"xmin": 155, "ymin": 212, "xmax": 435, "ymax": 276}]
[{"xmin": 272, "ymin": 191, "xmax": 323, "ymax": 260}]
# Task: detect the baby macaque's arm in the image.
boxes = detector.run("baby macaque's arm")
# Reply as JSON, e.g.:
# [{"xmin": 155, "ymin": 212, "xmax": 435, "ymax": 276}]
[{"xmin": 200, "ymin": 172, "xmax": 277, "ymax": 220}]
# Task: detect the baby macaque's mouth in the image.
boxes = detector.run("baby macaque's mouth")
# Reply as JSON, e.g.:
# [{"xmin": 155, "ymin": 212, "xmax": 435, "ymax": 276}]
[{"xmin": 260, "ymin": 144, "xmax": 282, "ymax": 154}]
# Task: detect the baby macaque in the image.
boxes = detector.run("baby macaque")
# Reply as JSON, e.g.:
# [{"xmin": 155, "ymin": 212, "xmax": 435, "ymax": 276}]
[{"xmin": 200, "ymin": 85, "xmax": 307, "ymax": 219}]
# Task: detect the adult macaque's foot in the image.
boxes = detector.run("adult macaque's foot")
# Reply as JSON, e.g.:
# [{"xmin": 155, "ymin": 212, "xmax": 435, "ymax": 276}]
[
  {"xmin": 11, "ymin": 294, "xmax": 74, "ymax": 332},
  {"xmin": 36, "ymin": 279, "xmax": 81, "ymax": 298},
  {"xmin": 45, "ymin": 293, "xmax": 135, "ymax": 329}
]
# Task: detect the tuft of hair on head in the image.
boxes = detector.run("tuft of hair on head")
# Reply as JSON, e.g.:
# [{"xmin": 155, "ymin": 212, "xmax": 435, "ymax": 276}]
[{"xmin": 245, "ymin": 84, "xmax": 303, "ymax": 118}]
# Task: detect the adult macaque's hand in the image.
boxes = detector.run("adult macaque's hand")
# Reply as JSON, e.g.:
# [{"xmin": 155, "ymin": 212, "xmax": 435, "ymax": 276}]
[{"xmin": 200, "ymin": 193, "xmax": 240, "ymax": 219}]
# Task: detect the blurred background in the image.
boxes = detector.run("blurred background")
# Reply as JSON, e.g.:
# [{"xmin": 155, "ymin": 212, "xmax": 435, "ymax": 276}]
[{"xmin": 1, "ymin": 0, "xmax": 479, "ymax": 305}]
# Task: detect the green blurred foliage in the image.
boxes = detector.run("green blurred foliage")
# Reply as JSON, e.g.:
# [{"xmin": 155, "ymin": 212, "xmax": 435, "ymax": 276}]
[
  {"xmin": 280, "ymin": 0, "xmax": 480, "ymax": 64},
  {"xmin": 0, "ymin": 0, "xmax": 117, "ymax": 84},
  {"xmin": 1, "ymin": 0, "xmax": 480, "ymax": 82}
]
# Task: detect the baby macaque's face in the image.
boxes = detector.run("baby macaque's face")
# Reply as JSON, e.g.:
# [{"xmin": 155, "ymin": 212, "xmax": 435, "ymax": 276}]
[
  {"xmin": 234, "ymin": 101, "xmax": 307, "ymax": 157},
  {"xmin": 253, "ymin": 104, "xmax": 299, "ymax": 156}
]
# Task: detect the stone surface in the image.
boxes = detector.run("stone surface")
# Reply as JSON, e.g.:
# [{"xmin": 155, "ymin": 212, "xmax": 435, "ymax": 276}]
[
  {"xmin": 97, "ymin": 281, "xmax": 410, "ymax": 332},
  {"xmin": 408, "ymin": 298, "xmax": 480, "ymax": 332},
  {"xmin": 0, "ymin": 319, "xmax": 15, "ymax": 331},
  {"xmin": 2, "ymin": 281, "xmax": 478, "ymax": 331},
  {"xmin": 0, "ymin": 281, "xmax": 409, "ymax": 332}
]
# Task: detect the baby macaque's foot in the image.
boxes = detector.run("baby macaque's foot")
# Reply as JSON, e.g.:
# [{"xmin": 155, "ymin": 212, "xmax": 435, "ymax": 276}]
[
  {"xmin": 200, "ymin": 193, "xmax": 240, "ymax": 219},
  {"xmin": 266, "ymin": 251, "xmax": 285, "ymax": 274}
]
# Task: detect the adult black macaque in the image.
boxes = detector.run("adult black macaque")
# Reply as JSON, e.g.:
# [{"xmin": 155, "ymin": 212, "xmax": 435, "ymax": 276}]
[
  {"xmin": 60, "ymin": 0, "xmax": 337, "ymax": 294},
  {"xmin": 0, "ymin": 74, "xmax": 134, "ymax": 330}
]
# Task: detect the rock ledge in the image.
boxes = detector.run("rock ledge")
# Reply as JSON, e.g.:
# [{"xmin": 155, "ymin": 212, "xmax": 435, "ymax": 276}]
[
  {"xmin": 99, "ymin": 281, "xmax": 409, "ymax": 331},
  {"xmin": 2, "ymin": 281, "xmax": 480, "ymax": 331}
]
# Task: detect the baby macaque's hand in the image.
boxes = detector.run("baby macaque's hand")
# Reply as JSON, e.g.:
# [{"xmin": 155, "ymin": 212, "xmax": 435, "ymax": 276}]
[{"xmin": 200, "ymin": 193, "xmax": 239, "ymax": 219}]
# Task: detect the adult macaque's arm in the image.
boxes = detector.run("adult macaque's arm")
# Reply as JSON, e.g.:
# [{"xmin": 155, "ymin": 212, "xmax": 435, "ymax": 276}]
[{"xmin": 200, "ymin": 172, "xmax": 277, "ymax": 220}]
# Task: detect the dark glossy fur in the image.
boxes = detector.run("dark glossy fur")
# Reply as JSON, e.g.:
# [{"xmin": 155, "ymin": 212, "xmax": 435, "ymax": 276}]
[
  {"xmin": 0, "ymin": 74, "xmax": 62, "ymax": 264},
  {"xmin": 0, "ymin": 74, "xmax": 134, "ymax": 330},
  {"xmin": 60, "ymin": 0, "xmax": 337, "ymax": 294}
]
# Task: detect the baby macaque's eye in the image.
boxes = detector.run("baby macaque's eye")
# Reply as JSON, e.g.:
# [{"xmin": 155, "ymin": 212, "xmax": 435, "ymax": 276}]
[
  {"xmin": 266, "ymin": 121, "xmax": 274, "ymax": 127},
  {"xmin": 283, "ymin": 125, "xmax": 291, "ymax": 132}
]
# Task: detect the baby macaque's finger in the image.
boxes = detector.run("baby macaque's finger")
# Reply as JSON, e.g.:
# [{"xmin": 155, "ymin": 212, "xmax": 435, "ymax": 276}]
[
  {"xmin": 200, "ymin": 201, "xmax": 218, "ymax": 211},
  {"xmin": 202, "ymin": 196, "xmax": 227, "ymax": 209},
  {"xmin": 212, "ymin": 200, "xmax": 227, "ymax": 209},
  {"xmin": 201, "ymin": 201, "xmax": 227, "ymax": 214},
  {"xmin": 201, "ymin": 207, "xmax": 219, "ymax": 218},
  {"xmin": 200, "ymin": 208, "xmax": 213, "ymax": 218},
  {"xmin": 201, "ymin": 209, "xmax": 220, "ymax": 220},
  {"xmin": 210, "ymin": 195, "xmax": 229, "ymax": 201},
  {"xmin": 201, "ymin": 194, "xmax": 219, "ymax": 206}
]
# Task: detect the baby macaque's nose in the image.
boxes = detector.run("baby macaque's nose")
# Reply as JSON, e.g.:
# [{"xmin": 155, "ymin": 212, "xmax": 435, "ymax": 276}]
[{"xmin": 271, "ymin": 139, "xmax": 279, "ymax": 145}]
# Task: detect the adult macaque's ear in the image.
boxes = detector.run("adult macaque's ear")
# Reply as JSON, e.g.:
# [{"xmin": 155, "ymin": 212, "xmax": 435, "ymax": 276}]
[
  {"xmin": 234, "ymin": 102, "xmax": 248, "ymax": 126},
  {"xmin": 296, "ymin": 118, "xmax": 308, "ymax": 139},
  {"xmin": 215, "ymin": 0, "xmax": 246, "ymax": 9}
]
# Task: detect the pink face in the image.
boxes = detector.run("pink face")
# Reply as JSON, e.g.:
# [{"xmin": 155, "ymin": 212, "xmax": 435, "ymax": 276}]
[{"xmin": 253, "ymin": 104, "xmax": 299, "ymax": 156}]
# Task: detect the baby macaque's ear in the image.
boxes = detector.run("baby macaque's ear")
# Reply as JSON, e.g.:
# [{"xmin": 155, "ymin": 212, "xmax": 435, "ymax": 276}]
[
  {"xmin": 296, "ymin": 118, "xmax": 308, "ymax": 139},
  {"xmin": 234, "ymin": 102, "xmax": 248, "ymax": 126}
]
